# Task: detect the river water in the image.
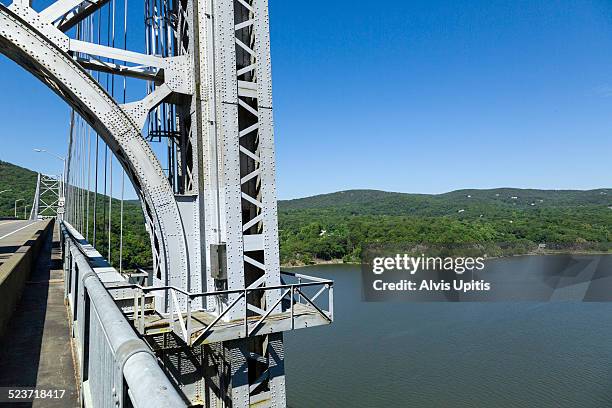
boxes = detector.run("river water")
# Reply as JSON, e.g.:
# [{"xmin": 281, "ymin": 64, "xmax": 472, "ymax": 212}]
[{"xmin": 285, "ymin": 260, "xmax": 612, "ymax": 407}]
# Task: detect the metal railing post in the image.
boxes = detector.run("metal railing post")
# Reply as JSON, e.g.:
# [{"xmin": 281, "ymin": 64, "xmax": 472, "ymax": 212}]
[
  {"xmin": 328, "ymin": 284, "xmax": 334, "ymax": 320},
  {"xmin": 140, "ymin": 291, "xmax": 145, "ymax": 333},
  {"xmin": 290, "ymin": 285, "xmax": 295, "ymax": 330},
  {"xmin": 133, "ymin": 289, "xmax": 139, "ymax": 326}
]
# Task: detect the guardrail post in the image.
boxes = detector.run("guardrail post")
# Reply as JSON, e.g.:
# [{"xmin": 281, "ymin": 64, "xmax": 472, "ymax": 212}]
[
  {"xmin": 80, "ymin": 286, "xmax": 91, "ymax": 393},
  {"xmin": 290, "ymin": 285, "xmax": 294, "ymax": 330},
  {"xmin": 169, "ymin": 289, "xmax": 175, "ymax": 329},
  {"xmin": 328, "ymin": 284, "xmax": 334, "ymax": 320},
  {"xmin": 64, "ymin": 242, "xmax": 71, "ymax": 300},
  {"xmin": 133, "ymin": 288, "xmax": 139, "ymax": 332},
  {"xmin": 140, "ymin": 290, "xmax": 146, "ymax": 333}
]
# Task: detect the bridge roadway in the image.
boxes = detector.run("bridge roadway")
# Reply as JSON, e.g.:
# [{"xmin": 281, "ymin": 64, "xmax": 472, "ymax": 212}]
[
  {"xmin": 0, "ymin": 220, "xmax": 78, "ymax": 407},
  {"xmin": 0, "ymin": 220, "xmax": 35, "ymax": 237},
  {"xmin": 0, "ymin": 220, "xmax": 38, "ymax": 267}
]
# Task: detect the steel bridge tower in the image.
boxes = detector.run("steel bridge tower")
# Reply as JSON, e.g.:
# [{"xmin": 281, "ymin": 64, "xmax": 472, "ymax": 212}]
[
  {"xmin": 30, "ymin": 173, "xmax": 63, "ymax": 220},
  {"xmin": 0, "ymin": 0, "xmax": 333, "ymax": 406}
]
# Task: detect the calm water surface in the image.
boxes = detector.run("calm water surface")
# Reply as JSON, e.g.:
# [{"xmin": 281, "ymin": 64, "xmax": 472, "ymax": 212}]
[{"xmin": 285, "ymin": 260, "xmax": 612, "ymax": 407}]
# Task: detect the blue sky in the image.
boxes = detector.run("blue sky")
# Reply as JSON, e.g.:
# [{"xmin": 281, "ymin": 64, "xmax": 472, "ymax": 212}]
[{"xmin": 1, "ymin": 0, "xmax": 612, "ymax": 199}]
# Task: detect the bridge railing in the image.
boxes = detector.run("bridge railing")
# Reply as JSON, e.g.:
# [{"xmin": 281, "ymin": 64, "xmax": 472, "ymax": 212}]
[
  {"xmin": 61, "ymin": 222, "xmax": 187, "ymax": 408},
  {"xmin": 110, "ymin": 270, "xmax": 334, "ymax": 347}
]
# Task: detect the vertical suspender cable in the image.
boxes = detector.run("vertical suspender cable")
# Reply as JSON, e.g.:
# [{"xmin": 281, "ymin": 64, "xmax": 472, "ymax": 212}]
[
  {"xmin": 80, "ymin": 96, "xmax": 83, "ymax": 227},
  {"xmin": 85, "ymin": 14, "xmax": 91, "ymax": 240},
  {"xmin": 74, "ymin": 115, "xmax": 78, "ymax": 228},
  {"xmin": 93, "ymin": 135, "xmax": 99, "ymax": 246},
  {"xmin": 108, "ymin": 148, "xmax": 113, "ymax": 262},
  {"xmin": 75, "ymin": 116, "xmax": 79, "ymax": 225},
  {"xmin": 75, "ymin": 116, "xmax": 79, "ymax": 229},
  {"xmin": 78, "ymin": 116, "xmax": 82, "ymax": 231},
  {"xmin": 101, "ymin": 2, "xmax": 109, "ymax": 259},
  {"xmin": 119, "ymin": 0, "xmax": 128, "ymax": 272},
  {"xmin": 93, "ymin": 5, "xmax": 102, "ymax": 248},
  {"xmin": 103, "ymin": 141, "xmax": 107, "ymax": 257},
  {"xmin": 80, "ymin": 118, "xmax": 84, "ymax": 231},
  {"xmin": 120, "ymin": 172, "xmax": 124, "ymax": 272},
  {"xmin": 107, "ymin": 0, "xmax": 117, "ymax": 264},
  {"xmin": 86, "ymin": 122, "xmax": 91, "ymax": 239},
  {"xmin": 81, "ymin": 119, "xmax": 85, "ymax": 231}
]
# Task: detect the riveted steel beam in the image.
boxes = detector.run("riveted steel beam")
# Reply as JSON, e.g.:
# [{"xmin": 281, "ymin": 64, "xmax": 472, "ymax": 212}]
[{"xmin": 0, "ymin": 3, "xmax": 190, "ymax": 299}]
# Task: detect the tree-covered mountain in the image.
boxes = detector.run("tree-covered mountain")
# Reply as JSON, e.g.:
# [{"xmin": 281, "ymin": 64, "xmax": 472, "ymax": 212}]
[
  {"xmin": 3, "ymin": 160, "xmax": 611, "ymax": 267},
  {"xmin": 280, "ymin": 188, "xmax": 612, "ymax": 215},
  {"xmin": 0, "ymin": 160, "xmax": 150, "ymax": 268},
  {"xmin": 0, "ymin": 161, "xmax": 38, "ymax": 218},
  {"xmin": 278, "ymin": 189, "xmax": 612, "ymax": 264}
]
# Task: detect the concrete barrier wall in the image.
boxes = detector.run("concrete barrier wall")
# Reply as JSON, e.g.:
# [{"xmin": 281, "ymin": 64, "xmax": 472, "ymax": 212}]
[{"xmin": 0, "ymin": 219, "xmax": 53, "ymax": 339}]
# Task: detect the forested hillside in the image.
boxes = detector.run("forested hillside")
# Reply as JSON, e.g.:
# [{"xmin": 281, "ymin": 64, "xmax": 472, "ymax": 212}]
[
  {"xmin": 279, "ymin": 189, "xmax": 612, "ymax": 264},
  {"xmin": 0, "ymin": 161, "xmax": 38, "ymax": 217},
  {"xmin": 281, "ymin": 188, "xmax": 612, "ymax": 215},
  {"xmin": 0, "ymin": 160, "xmax": 150, "ymax": 268},
  {"xmin": 2, "ymin": 161, "xmax": 611, "ymax": 268}
]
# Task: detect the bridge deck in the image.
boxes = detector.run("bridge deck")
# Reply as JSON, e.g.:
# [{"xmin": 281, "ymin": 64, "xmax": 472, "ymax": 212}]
[
  {"xmin": 0, "ymin": 220, "xmax": 44, "ymax": 267},
  {"xmin": 0, "ymin": 223, "xmax": 78, "ymax": 407}
]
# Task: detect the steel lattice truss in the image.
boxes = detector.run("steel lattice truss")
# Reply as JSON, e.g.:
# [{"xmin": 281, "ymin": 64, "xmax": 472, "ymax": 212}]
[
  {"xmin": 31, "ymin": 173, "xmax": 61, "ymax": 219},
  {"xmin": 0, "ymin": 0, "xmax": 333, "ymax": 406}
]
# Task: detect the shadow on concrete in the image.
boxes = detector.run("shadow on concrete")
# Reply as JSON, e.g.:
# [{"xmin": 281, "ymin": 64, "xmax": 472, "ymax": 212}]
[
  {"xmin": 0, "ymin": 229, "xmax": 52, "ymax": 406},
  {"xmin": 0, "ymin": 226, "xmax": 78, "ymax": 407},
  {"xmin": 0, "ymin": 240, "xmax": 36, "ymax": 255}
]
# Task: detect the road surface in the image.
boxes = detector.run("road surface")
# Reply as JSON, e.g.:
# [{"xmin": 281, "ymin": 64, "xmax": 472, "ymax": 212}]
[
  {"xmin": 0, "ymin": 220, "xmax": 37, "ymax": 242},
  {"xmin": 0, "ymin": 220, "xmax": 42, "ymax": 266}
]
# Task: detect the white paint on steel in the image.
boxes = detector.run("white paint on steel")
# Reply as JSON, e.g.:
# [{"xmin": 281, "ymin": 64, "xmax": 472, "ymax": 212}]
[{"xmin": 0, "ymin": 3, "xmax": 189, "ymax": 295}]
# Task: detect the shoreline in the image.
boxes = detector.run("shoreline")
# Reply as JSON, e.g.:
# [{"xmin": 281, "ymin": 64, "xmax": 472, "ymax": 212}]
[
  {"xmin": 281, "ymin": 249, "xmax": 612, "ymax": 268},
  {"xmin": 282, "ymin": 258, "xmax": 352, "ymax": 268}
]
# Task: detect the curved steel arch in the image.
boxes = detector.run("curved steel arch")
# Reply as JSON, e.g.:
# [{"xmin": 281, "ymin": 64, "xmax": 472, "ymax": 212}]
[{"xmin": 0, "ymin": 4, "xmax": 189, "ymax": 288}]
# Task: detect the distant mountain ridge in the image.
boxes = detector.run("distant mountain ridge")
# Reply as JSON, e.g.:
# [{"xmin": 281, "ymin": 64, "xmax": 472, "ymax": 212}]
[
  {"xmin": 279, "ymin": 188, "xmax": 612, "ymax": 217},
  {"xmin": 5, "ymin": 158, "xmax": 609, "ymax": 216},
  {"xmin": 3, "ymin": 160, "xmax": 611, "ymax": 266},
  {"xmin": 277, "ymin": 188, "xmax": 612, "ymax": 264}
]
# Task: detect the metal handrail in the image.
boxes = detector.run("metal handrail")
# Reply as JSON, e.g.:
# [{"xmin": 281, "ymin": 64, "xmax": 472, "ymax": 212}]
[
  {"xmin": 60, "ymin": 221, "xmax": 187, "ymax": 408},
  {"xmin": 63, "ymin": 218, "xmax": 333, "ymax": 348},
  {"xmin": 108, "ymin": 275, "xmax": 333, "ymax": 346},
  {"xmin": 107, "ymin": 274, "xmax": 333, "ymax": 298},
  {"xmin": 116, "ymin": 279, "xmax": 332, "ymax": 343}
]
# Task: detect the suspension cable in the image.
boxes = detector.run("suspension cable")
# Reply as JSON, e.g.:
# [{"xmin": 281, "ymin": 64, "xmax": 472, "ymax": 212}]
[
  {"xmin": 64, "ymin": 0, "xmax": 132, "ymax": 270},
  {"xmin": 119, "ymin": 0, "xmax": 128, "ymax": 272}
]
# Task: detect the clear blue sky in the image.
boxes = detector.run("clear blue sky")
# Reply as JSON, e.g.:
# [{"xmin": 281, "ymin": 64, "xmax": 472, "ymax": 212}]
[{"xmin": 1, "ymin": 0, "xmax": 612, "ymax": 199}]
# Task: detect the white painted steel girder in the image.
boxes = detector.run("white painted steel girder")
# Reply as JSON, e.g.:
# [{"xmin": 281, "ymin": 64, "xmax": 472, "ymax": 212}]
[
  {"xmin": 0, "ymin": 3, "xmax": 190, "ymax": 295},
  {"xmin": 0, "ymin": 0, "xmax": 321, "ymax": 405}
]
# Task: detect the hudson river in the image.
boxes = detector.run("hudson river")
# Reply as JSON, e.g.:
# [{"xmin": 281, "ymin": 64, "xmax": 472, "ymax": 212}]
[{"xmin": 285, "ymin": 259, "xmax": 612, "ymax": 407}]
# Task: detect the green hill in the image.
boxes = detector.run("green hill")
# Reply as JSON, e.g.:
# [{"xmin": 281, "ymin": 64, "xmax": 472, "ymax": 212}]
[
  {"xmin": 0, "ymin": 161, "xmax": 38, "ymax": 218},
  {"xmin": 3, "ymin": 161, "xmax": 611, "ymax": 267},
  {"xmin": 278, "ymin": 189, "xmax": 612, "ymax": 264},
  {"xmin": 279, "ymin": 188, "xmax": 612, "ymax": 215},
  {"xmin": 0, "ymin": 160, "xmax": 150, "ymax": 268}
]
